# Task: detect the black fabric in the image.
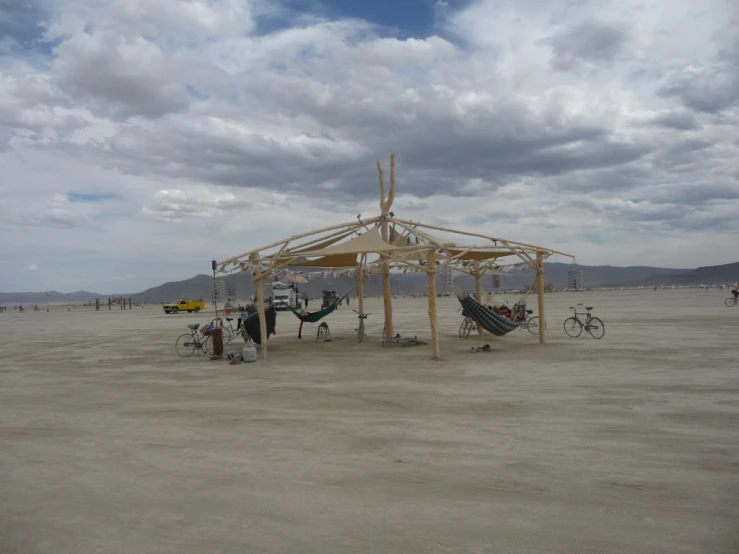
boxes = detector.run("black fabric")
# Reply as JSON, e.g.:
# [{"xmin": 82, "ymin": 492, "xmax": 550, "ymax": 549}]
[{"xmin": 239, "ymin": 305, "xmax": 277, "ymax": 345}]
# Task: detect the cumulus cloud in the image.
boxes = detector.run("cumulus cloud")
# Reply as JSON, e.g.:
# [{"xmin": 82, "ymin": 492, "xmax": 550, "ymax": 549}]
[
  {"xmin": 544, "ymin": 20, "xmax": 629, "ymax": 72},
  {"xmin": 142, "ymin": 188, "xmax": 252, "ymax": 220},
  {"xmin": 0, "ymin": 0, "xmax": 737, "ymax": 291}
]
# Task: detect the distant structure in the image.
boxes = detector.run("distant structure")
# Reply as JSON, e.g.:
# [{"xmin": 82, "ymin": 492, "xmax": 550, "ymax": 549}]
[
  {"xmin": 492, "ymin": 273, "xmax": 503, "ymax": 290},
  {"xmin": 437, "ymin": 264, "xmax": 453, "ymax": 295},
  {"xmin": 568, "ymin": 268, "xmax": 583, "ymax": 291}
]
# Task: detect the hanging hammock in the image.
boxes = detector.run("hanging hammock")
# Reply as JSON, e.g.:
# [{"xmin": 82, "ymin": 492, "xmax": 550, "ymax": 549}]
[
  {"xmin": 287, "ymin": 293, "xmax": 351, "ymax": 339},
  {"xmin": 457, "ymin": 293, "xmax": 523, "ymax": 336}
]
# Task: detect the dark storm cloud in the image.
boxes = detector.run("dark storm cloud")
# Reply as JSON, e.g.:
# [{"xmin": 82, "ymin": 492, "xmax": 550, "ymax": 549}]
[
  {"xmin": 658, "ymin": 66, "xmax": 739, "ymax": 114},
  {"xmin": 644, "ymin": 183, "xmax": 739, "ymax": 205},
  {"xmin": 651, "ymin": 111, "xmax": 702, "ymax": 131},
  {"xmin": 543, "ymin": 20, "xmax": 628, "ymax": 72},
  {"xmin": 657, "ymin": 27, "xmax": 739, "ymax": 115},
  {"xmin": 72, "ymin": 78, "xmax": 652, "ymax": 203},
  {"xmin": 52, "ymin": 32, "xmax": 191, "ymax": 120}
]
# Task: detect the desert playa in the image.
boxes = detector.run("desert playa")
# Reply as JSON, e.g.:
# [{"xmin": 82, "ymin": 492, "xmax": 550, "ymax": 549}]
[{"xmin": 1, "ymin": 289, "xmax": 737, "ymax": 553}]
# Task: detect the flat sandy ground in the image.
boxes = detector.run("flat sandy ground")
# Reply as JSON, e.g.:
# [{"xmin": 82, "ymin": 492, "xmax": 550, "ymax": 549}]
[{"xmin": 1, "ymin": 290, "xmax": 738, "ymax": 554}]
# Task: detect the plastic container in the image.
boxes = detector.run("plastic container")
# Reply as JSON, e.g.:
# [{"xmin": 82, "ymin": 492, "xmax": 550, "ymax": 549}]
[{"xmin": 242, "ymin": 341, "xmax": 258, "ymax": 363}]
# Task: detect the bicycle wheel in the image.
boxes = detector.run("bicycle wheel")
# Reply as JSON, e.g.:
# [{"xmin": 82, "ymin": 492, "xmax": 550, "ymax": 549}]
[
  {"xmin": 175, "ymin": 333, "xmax": 197, "ymax": 357},
  {"xmin": 526, "ymin": 316, "xmax": 542, "ymax": 336},
  {"xmin": 459, "ymin": 318, "xmax": 473, "ymax": 338},
  {"xmin": 221, "ymin": 326, "xmax": 233, "ymax": 344},
  {"xmin": 726, "ymin": 297, "xmax": 738, "ymax": 307},
  {"xmin": 202, "ymin": 335, "xmax": 214, "ymax": 356},
  {"xmin": 357, "ymin": 320, "xmax": 365, "ymax": 343},
  {"xmin": 563, "ymin": 317, "xmax": 582, "ymax": 337},
  {"xmin": 586, "ymin": 317, "xmax": 605, "ymax": 339}
]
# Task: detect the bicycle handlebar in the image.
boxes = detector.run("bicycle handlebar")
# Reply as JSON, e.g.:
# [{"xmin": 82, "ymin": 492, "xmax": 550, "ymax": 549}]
[{"xmin": 352, "ymin": 310, "xmax": 371, "ymax": 316}]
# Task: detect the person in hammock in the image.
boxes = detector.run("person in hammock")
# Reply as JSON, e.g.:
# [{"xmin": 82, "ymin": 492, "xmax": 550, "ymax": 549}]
[{"xmin": 491, "ymin": 304, "xmax": 512, "ymax": 319}]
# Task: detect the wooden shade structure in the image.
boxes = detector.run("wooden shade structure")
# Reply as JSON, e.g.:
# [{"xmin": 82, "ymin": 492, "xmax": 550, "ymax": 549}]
[{"xmin": 217, "ymin": 154, "xmax": 573, "ymax": 359}]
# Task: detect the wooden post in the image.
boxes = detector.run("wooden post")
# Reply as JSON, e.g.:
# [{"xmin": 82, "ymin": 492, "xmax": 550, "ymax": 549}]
[
  {"xmin": 378, "ymin": 153, "xmax": 396, "ymax": 338},
  {"xmin": 536, "ymin": 251, "xmax": 546, "ymax": 345},
  {"xmin": 357, "ymin": 254, "xmax": 365, "ymax": 316},
  {"xmin": 251, "ymin": 254, "xmax": 269, "ymax": 359},
  {"xmin": 426, "ymin": 248, "xmax": 440, "ymax": 359},
  {"xmin": 474, "ymin": 262, "xmax": 484, "ymax": 336}
]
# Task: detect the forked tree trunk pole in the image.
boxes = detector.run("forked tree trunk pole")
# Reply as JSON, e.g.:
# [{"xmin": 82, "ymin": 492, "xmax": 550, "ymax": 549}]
[
  {"xmin": 378, "ymin": 154, "xmax": 396, "ymax": 339},
  {"xmin": 357, "ymin": 255, "xmax": 365, "ymax": 316},
  {"xmin": 251, "ymin": 253, "xmax": 269, "ymax": 359},
  {"xmin": 427, "ymin": 248, "xmax": 440, "ymax": 359},
  {"xmin": 474, "ymin": 262, "xmax": 484, "ymax": 336},
  {"xmin": 536, "ymin": 251, "xmax": 546, "ymax": 345}
]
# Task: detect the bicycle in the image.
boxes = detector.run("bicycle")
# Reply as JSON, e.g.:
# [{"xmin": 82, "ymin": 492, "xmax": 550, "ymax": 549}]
[
  {"xmin": 563, "ymin": 304, "xmax": 605, "ymax": 339},
  {"xmin": 457, "ymin": 305, "xmax": 482, "ymax": 338},
  {"xmin": 519, "ymin": 309, "xmax": 545, "ymax": 336},
  {"xmin": 725, "ymin": 294, "xmax": 738, "ymax": 307},
  {"xmin": 211, "ymin": 316, "xmax": 240, "ymax": 344},
  {"xmin": 459, "ymin": 316, "xmax": 478, "ymax": 338},
  {"xmin": 174, "ymin": 323, "xmax": 216, "ymax": 357},
  {"xmin": 352, "ymin": 310, "xmax": 371, "ymax": 343}
]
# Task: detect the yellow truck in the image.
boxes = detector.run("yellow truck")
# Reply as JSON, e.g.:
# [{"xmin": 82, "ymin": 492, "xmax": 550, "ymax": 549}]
[{"xmin": 163, "ymin": 299, "xmax": 205, "ymax": 314}]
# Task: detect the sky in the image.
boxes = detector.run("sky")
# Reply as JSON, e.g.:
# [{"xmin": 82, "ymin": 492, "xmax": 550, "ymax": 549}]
[{"xmin": 0, "ymin": 0, "xmax": 737, "ymax": 293}]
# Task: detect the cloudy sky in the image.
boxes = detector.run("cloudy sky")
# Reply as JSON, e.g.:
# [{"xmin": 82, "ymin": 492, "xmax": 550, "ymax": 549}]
[{"xmin": 1, "ymin": 0, "xmax": 737, "ymax": 293}]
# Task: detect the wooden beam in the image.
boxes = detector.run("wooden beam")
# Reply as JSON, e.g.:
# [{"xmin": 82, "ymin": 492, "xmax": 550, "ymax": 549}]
[
  {"xmin": 474, "ymin": 262, "xmax": 484, "ymax": 336},
  {"xmin": 378, "ymin": 155, "xmax": 395, "ymax": 339},
  {"xmin": 536, "ymin": 251, "xmax": 546, "ymax": 345},
  {"xmin": 387, "ymin": 153, "xmax": 396, "ymax": 211},
  {"xmin": 394, "ymin": 219, "xmax": 574, "ymax": 259},
  {"xmin": 251, "ymin": 253, "xmax": 269, "ymax": 359},
  {"xmin": 357, "ymin": 254, "xmax": 365, "ymax": 316},
  {"xmin": 426, "ymin": 248, "xmax": 440, "ymax": 359}
]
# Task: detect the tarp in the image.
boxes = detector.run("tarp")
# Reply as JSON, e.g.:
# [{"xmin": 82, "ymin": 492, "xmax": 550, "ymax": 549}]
[
  {"xmin": 293, "ymin": 253, "xmax": 359, "ymax": 268},
  {"xmin": 447, "ymin": 249, "xmax": 514, "ymax": 261},
  {"xmin": 288, "ymin": 229, "xmax": 358, "ymax": 254},
  {"xmin": 299, "ymin": 228, "xmax": 409, "ymax": 257}
]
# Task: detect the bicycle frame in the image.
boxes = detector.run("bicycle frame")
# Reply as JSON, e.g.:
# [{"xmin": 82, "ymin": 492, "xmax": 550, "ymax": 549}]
[
  {"xmin": 352, "ymin": 310, "xmax": 371, "ymax": 343},
  {"xmin": 569, "ymin": 308, "xmax": 592, "ymax": 328}
]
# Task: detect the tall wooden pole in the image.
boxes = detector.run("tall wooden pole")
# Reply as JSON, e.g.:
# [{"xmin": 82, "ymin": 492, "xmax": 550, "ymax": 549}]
[
  {"xmin": 536, "ymin": 251, "xmax": 546, "ymax": 345},
  {"xmin": 427, "ymin": 248, "xmax": 440, "ymax": 359},
  {"xmin": 474, "ymin": 261, "xmax": 484, "ymax": 336},
  {"xmin": 378, "ymin": 153, "xmax": 396, "ymax": 339},
  {"xmin": 357, "ymin": 254, "xmax": 365, "ymax": 316},
  {"xmin": 251, "ymin": 253, "xmax": 269, "ymax": 359}
]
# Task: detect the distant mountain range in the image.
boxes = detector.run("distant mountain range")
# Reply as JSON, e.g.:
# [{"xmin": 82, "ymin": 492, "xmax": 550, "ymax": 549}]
[{"xmin": 1, "ymin": 262, "xmax": 736, "ymax": 304}]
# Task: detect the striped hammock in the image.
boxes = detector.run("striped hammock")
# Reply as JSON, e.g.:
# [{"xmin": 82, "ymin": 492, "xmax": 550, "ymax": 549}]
[
  {"xmin": 457, "ymin": 293, "xmax": 523, "ymax": 336},
  {"xmin": 287, "ymin": 293, "xmax": 350, "ymax": 339}
]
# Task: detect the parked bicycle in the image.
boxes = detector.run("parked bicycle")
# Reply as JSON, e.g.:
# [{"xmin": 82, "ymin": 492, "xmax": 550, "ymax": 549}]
[
  {"xmin": 211, "ymin": 316, "xmax": 240, "ymax": 344},
  {"xmin": 563, "ymin": 304, "xmax": 605, "ymax": 339},
  {"xmin": 519, "ymin": 309, "xmax": 545, "ymax": 336},
  {"xmin": 174, "ymin": 323, "xmax": 216, "ymax": 357},
  {"xmin": 725, "ymin": 295, "xmax": 738, "ymax": 307},
  {"xmin": 352, "ymin": 310, "xmax": 371, "ymax": 343},
  {"xmin": 458, "ymin": 305, "xmax": 484, "ymax": 338}
]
